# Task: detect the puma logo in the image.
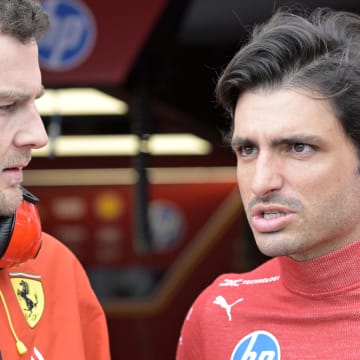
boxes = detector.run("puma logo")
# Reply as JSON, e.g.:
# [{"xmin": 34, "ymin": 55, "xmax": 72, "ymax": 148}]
[{"xmin": 213, "ymin": 295, "xmax": 244, "ymax": 321}]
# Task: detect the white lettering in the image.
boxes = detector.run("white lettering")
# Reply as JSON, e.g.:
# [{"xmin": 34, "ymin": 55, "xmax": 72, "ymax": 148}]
[
  {"xmin": 219, "ymin": 276, "xmax": 280, "ymax": 287},
  {"xmin": 242, "ymin": 276, "xmax": 280, "ymax": 285}
]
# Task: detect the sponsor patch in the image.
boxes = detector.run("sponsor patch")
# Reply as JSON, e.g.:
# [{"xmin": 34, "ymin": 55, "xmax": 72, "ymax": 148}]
[
  {"xmin": 231, "ymin": 330, "xmax": 280, "ymax": 360},
  {"xmin": 10, "ymin": 273, "xmax": 45, "ymax": 328}
]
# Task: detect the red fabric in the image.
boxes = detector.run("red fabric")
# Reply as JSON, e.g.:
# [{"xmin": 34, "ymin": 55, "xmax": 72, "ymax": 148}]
[
  {"xmin": 177, "ymin": 240, "xmax": 360, "ymax": 359},
  {"xmin": 0, "ymin": 233, "xmax": 110, "ymax": 359}
]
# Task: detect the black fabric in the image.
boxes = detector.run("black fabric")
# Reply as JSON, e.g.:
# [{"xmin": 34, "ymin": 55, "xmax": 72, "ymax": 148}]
[
  {"xmin": 0, "ymin": 215, "xmax": 14, "ymax": 257},
  {"xmin": 20, "ymin": 186, "xmax": 39, "ymax": 204}
]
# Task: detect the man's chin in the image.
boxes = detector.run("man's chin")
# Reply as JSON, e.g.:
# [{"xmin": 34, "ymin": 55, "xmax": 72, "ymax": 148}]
[{"xmin": 0, "ymin": 186, "xmax": 23, "ymax": 216}]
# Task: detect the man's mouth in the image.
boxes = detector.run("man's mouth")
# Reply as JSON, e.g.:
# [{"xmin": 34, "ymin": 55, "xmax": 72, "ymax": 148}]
[
  {"xmin": 2, "ymin": 166, "xmax": 24, "ymax": 183},
  {"xmin": 251, "ymin": 207, "xmax": 294, "ymax": 233},
  {"xmin": 262, "ymin": 211, "xmax": 286, "ymax": 219},
  {"xmin": 3, "ymin": 166, "xmax": 23, "ymax": 172}
]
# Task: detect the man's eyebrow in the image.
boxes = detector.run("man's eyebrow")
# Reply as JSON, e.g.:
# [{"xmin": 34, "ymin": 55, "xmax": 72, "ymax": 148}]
[
  {"xmin": 230, "ymin": 134, "xmax": 326, "ymax": 149},
  {"xmin": 271, "ymin": 134, "xmax": 326, "ymax": 146},
  {"xmin": 230, "ymin": 136, "xmax": 255, "ymax": 148}
]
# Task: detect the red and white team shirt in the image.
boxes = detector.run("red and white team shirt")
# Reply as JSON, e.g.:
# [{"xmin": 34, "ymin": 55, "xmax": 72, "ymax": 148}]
[{"xmin": 177, "ymin": 239, "xmax": 360, "ymax": 359}]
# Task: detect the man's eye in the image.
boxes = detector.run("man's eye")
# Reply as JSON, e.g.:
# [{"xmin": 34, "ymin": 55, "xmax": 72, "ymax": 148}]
[
  {"xmin": 239, "ymin": 145, "xmax": 256, "ymax": 156},
  {"xmin": 291, "ymin": 143, "xmax": 312, "ymax": 153},
  {"xmin": 0, "ymin": 103, "xmax": 17, "ymax": 112}
]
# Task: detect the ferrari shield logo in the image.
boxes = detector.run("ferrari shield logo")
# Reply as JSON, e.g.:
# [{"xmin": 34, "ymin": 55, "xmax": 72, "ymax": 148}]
[{"xmin": 10, "ymin": 274, "xmax": 45, "ymax": 328}]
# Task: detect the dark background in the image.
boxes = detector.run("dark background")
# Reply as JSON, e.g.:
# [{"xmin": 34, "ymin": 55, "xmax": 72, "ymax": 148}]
[
  {"xmin": 38, "ymin": 0, "xmax": 360, "ymax": 167},
  {"xmin": 33, "ymin": 1, "xmax": 360, "ymax": 359}
]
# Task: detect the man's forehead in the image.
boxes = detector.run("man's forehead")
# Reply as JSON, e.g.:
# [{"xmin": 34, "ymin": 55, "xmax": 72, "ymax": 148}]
[{"xmin": 234, "ymin": 89, "xmax": 340, "ymax": 131}]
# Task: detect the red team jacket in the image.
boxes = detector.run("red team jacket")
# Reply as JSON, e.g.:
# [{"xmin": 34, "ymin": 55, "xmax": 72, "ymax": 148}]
[
  {"xmin": 177, "ymin": 239, "xmax": 360, "ymax": 359},
  {"xmin": 0, "ymin": 233, "xmax": 110, "ymax": 359}
]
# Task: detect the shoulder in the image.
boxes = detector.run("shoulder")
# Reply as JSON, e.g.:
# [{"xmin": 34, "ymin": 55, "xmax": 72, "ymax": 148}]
[
  {"xmin": 178, "ymin": 258, "xmax": 281, "ymax": 353},
  {"xmin": 40, "ymin": 231, "xmax": 73, "ymax": 252},
  {"xmin": 20, "ymin": 232, "xmax": 88, "ymax": 280},
  {"xmin": 191, "ymin": 258, "xmax": 281, "ymax": 309},
  {"xmin": 39, "ymin": 232, "xmax": 81, "ymax": 264},
  {"xmin": 178, "ymin": 259, "xmax": 281, "ymax": 355},
  {"xmin": 19, "ymin": 232, "xmax": 103, "ymax": 305}
]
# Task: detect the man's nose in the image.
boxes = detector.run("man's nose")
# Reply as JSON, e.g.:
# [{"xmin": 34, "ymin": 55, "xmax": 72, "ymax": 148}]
[
  {"xmin": 250, "ymin": 153, "xmax": 284, "ymax": 198},
  {"xmin": 13, "ymin": 104, "xmax": 48, "ymax": 149}
]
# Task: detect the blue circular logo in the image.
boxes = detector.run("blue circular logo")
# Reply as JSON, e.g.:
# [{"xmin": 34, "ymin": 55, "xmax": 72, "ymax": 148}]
[
  {"xmin": 149, "ymin": 200, "xmax": 185, "ymax": 251},
  {"xmin": 231, "ymin": 331, "xmax": 280, "ymax": 360},
  {"xmin": 39, "ymin": 0, "xmax": 96, "ymax": 71}
]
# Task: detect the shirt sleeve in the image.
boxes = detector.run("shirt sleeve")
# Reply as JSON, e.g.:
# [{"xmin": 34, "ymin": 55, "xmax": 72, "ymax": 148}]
[{"xmin": 176, "ymin": 291, "xmax": 208, "ymax": 360}]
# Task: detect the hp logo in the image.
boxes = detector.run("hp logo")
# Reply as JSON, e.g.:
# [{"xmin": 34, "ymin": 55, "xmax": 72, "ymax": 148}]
[
  {"xmin": 231, "ymin": 331, "xmax": 280, "ymax": 360},
  {"xmin": 39, "ymin": 0, "xmax": 96, "ymax": 71}
]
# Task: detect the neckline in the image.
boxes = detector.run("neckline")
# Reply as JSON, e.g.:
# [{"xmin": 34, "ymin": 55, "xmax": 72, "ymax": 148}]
[{"xmin": 280, "ymin": 240, "xmax": 360, "ymax": 296}]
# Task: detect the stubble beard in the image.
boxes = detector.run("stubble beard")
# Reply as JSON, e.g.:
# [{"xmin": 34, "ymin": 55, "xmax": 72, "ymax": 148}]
[
  {"xmin": 0, "ymin": 184, "xmax": 23, "ymax": 216},
  {"xmin": 0, "ymin": 151, "xmax": 30, "ymax": 216}
]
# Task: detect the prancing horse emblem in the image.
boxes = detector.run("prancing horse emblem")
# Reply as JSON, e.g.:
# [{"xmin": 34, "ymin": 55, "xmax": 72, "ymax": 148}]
[
  {"xmin": 10, "ymin": 274, "xmax": 45, "ymax": 328},
  {"xmin": 17, "ymin": 280, "xmax": 38, "ymax": 314}
]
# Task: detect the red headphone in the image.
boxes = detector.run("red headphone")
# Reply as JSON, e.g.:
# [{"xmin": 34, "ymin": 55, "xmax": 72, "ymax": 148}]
[{"xmin": 0, "ymin": 187, "xmax": 42, "ymax": 268}]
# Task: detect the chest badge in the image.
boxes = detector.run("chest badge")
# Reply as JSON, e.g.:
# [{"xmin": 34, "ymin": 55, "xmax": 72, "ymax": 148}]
[{"xmin": 10, "ymin": 274, "xmax": 45, "ymax": 328}]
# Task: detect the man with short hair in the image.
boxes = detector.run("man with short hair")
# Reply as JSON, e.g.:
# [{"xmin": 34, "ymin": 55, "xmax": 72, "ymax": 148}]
[
  {"xmin": 0, "ymin": 1, "xmax": 110, "ymax": 358},
  {"xmin": 177, "ymin": 7, "xmax": 360, "ymax": 359}
]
